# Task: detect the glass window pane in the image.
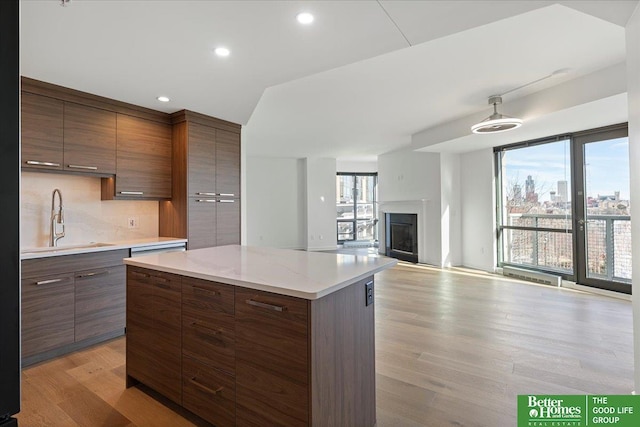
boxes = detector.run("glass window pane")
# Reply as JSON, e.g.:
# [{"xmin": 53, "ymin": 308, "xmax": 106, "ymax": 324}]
[
  {"xmin": 501, "ymin": 229, "xmax": 573, "ymax": 274},
  {"xmin": 500, "ymin": 139, "xmax": 572, "ymax": 230},
  {"xmin": 356, "ymin": 220, "xmax": 375, "ymax": 241}
]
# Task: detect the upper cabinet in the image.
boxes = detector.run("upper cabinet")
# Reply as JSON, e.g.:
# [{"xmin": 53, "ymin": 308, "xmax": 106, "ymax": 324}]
[
  {"xmin": 101, "ymin": 114, "xmax": 172, "ymax": 200},
  {"xmin": 63, "ymin": 102, "xmax": 116, "ymax": 174},
  {"xmin": 21, "ymin": 92, "xmax": 64, "ymax": 171},
  {"xmin": 160, "ymin": 111, "xmax": 241, "ymax": 249},
  {"xmin": 21, "ymin": 77, "xmax": 174, "ymax": 199}
]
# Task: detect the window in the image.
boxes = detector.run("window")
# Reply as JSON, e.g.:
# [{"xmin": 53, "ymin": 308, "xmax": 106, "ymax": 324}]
[{"xmin": 336, "ymin": 173, "xmax": 378, "ymax": 243}]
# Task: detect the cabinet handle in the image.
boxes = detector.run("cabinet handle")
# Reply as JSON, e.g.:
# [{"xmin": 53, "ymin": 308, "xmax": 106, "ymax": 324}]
[
  {"xmin": 192, "ymin": 286, "xmax": 220, "ymax": 296},
  {"xmin": 195, "ymin": 192, "xmax": 217, "ymax": 196},
  {"xmin": 219, "ymin": 193, "xmax": 235, "ymax": 197},
  {"xmin": 245, "ymin": 299, "xmax": 287, "ymax": 312},
  {"xmin": 196, "ymin": 199, "xmax": 217, "ymax": 203},
  {"xmin": 188, "ymin": 377, "xmax": 223, "ymax": 396},
  {"xmin": 76, "ymin": 270, "xmax": 109, "ymax": 279},
  {"xmin": 67, "ymin": 164, "xmax": 98, "ymax": 170},
  {"xmin": 35, "ymin": 278, "xmax": 63, "ymax": 286},
  {"xmin": 131, "ymin": 271, "xmax": 150, "ymax": 279},
  {"xmin": 191, "ymin": 322, "xmax": 222, "ymax": 335},
  {"xmin": 219, "ymin": 199, "xmax": 235, "ymax": 203},
  {"xmin": 119, "ymin": 191, "xmax": 144, "ymax": 195},
  {"xmin": 26, "ymin": 160, "xmax": 61, "ymax": 167}
]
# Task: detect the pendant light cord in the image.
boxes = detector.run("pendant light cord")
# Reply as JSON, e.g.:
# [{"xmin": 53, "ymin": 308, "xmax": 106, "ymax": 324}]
[
  {"xmin": 499, "ymin": 68, "xmax": 570, "ymax": 97},
  {"xmin": 377, "ymin": 0, "xmax": 412, "ymax": 47}
]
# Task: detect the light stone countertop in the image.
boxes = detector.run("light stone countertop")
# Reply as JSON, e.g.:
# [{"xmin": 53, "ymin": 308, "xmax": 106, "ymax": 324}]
[
  {"xmin": 20, "ymin": 237, "xmax": 188, "ymax": 260},
  {"xmin": 123, "ymin": 245, "xmax": 397, "ymax": 300}
]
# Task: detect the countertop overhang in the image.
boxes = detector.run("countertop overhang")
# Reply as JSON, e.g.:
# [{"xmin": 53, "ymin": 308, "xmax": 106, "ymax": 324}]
[
  {"xmin": 123, "ymin": 245, "xmax": 397, "ymax": 300},
  {"xmin": 20, "ymin": 237, "xmax": 188, "ymax": 260}
]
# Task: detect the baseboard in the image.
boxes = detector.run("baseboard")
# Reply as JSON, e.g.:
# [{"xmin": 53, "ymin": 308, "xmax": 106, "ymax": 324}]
[{"xmin": 307, "ymin": 245, "xmax": 339, "ymax": 251}]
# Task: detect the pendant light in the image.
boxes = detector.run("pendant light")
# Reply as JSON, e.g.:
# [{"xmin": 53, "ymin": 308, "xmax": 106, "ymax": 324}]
[
  {"xmin": 470, "ymin": 69, "xmax": 571, "ymax": 135},
  {"xmin": 471, "ymin": 96, "xmax": 522, "ymax": 134}
]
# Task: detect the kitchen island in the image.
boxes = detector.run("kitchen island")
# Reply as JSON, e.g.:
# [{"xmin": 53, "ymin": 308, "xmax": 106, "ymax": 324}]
[{"xmin": 123, "ymin": 245, "xmax": 396, "ymax": 427}]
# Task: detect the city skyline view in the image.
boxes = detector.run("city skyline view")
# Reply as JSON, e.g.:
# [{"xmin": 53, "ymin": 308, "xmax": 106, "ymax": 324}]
[{"xmin": 503, "ymin": 137, "xmax": 630, "ymax": 203}]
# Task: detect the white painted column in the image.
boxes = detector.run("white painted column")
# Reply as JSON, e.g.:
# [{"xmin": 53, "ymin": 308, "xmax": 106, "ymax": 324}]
[
  {"xmin": 305, "ymin": 157, "xmax": 338, "ymax": 251},
  {"xmin": 626, "ymin": 4, "xmax": 640, "ymax": 393}
]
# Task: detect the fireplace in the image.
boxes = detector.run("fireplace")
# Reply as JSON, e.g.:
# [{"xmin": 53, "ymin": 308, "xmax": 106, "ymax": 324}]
[{"xmin": 385, "ymin": 213, "xmax": 418, "ymax": 263}]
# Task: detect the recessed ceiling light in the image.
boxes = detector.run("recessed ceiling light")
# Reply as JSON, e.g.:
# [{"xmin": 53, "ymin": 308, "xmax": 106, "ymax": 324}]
[
  {"xmin": 214, "ymin": 47, "xmax": 230, "ymax": 57},
  {"xmin": 157, "ymin": 96, "xmax": 170, "ymax": 103},
  {"xmin": 296, "ymin": 12, "xmax": 314, "ymax": 24}
]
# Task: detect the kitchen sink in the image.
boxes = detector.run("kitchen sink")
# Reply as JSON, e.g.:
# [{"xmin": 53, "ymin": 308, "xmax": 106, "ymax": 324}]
[{"xmin": 20, "ymin": 242, "xmax": 115, "ymax": 255}]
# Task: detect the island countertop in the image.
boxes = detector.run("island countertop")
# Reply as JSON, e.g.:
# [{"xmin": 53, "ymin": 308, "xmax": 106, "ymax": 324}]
[{"xmin": 123, "ymin": 244, "xmax": 397, "ymax": 300}]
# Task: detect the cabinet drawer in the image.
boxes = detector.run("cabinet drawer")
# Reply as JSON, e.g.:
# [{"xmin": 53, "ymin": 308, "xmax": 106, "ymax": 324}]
[
  {"xmin": 183, "ymin": 356, "xmax": 235, "ymax": 427},
  {"xmin": 235, "ymin": 288, "xmax": 309, "ymax": 385},
  {"xmin": 75, "ymin": 265, "xmax": 126, "ymax": 341},
  {"xmin": 22, "ymin": 249, "xmax": 127, "ymax": 279},
  {"xmin": 182, "ymin": 276, "xmax": 234, "ymax": 316},
  {"xmin": 183, "ymin": 313, "xmax": 235, "ymax": 374},
  {"xmin": 236, "ymin": 361, "xmax": 308, "ymax": 427},
  {"xmin": 21, "ymin": 274, "xmax": 75, "ymax": 358}
]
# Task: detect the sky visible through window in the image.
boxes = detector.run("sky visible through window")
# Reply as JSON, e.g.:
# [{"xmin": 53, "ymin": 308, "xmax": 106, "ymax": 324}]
[{"xmin": 504, "ymin": 137, "xmax": 629, "ymax": 202}]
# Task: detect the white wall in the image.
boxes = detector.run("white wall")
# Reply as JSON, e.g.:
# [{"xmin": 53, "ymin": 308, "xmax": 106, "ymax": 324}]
[
  {"xmin": 459, "ymin": 148, "xmax": 496, "ymax": 272},
  {"xmin": 245, "ymin": 157, "xmax": 306, "ymax": 249},
  {"xmin": 441, "ymin": 153, "xmax": 462, "ymax": 267},
  {"xmin": 305, "ymin": 157, "xmax": 338, "ymax": 250},
  {"xmin": 21, "ymin": 172, "xmax": 158, "ymax": 248},
  {"xmin": 625, "ymin": 3, "xmax": 640, "ymax": 393},
  {"xmin": 336, "ymin": 159, "xmax": 377, "ymax": 173},
  {"xmin": 378, "ymin": 149, "xmax": 442, "ymax": 265}
]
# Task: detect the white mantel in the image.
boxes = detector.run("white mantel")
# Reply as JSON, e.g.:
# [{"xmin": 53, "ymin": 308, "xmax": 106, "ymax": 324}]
[{"xmin": 378, "ymin": 199, "xmax": 440, "ymax": 265}]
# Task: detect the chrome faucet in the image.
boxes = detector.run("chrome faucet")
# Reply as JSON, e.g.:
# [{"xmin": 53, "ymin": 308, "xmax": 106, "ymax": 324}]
[{"xmin": 50, "ymin": 188, "xmax": 65, "ymax": 247}]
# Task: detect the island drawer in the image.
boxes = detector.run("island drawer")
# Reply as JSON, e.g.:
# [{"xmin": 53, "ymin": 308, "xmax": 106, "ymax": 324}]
[
  {"xmin": 182, "ymin": 312, "xmax": 235, "ymax": 374},
  {"xmin": 183, "ymin": 356, "xmax": 236, "ymax": 427},
  {"xmin": 235, "ymin": 288, "xmax": 309, "ymax": 385},
  {"xmin": 182, "ymin": 276, "xmax": 234, "ymax": 315}
]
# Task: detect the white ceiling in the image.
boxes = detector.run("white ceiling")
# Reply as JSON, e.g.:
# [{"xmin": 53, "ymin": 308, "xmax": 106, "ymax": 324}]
[{"xmin": 20, "ymin": 1, "xmax": 639, "ymax": 159}]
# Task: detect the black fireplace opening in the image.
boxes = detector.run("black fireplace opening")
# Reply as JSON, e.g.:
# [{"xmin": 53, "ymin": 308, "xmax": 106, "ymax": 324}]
[{"xmin": 385, "ymin": 213, "xmax": 418, "ymax": 263}]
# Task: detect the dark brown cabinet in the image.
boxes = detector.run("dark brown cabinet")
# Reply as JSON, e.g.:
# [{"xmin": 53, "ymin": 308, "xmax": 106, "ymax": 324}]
[
  {"xmin": 126, "ymin": 267, "xmax": 182, "ymax": 404},
  {"xmin": 63, "ymin": 102, "xmax": 116, "ymax": 174},
  {"xmin": 74, "ymin": 265, "xmax": 126, "ymax": 342},
  {"xmin": 21, "ymin": 249, "xmax": 128, "ymax": 366},
  {"xmin": 102, "ymin": 114, "xmax": 172, "ymax": 200},
  {"xmin": 235, "ymin": 288, "xmax": 309, "ymax": 426},
  {"xmin": 21, "ymin": 273, "xmax": 75, "ymax": 359},
  {"xmin": 182, "ymin": 277, "xmax": 236, "ymax": 427},
  {"xmin": 160, "ymin": 111, "xmax": 241, "ymax": 249},
  {"xmin": 126, "ymin": 267, "xmax": 377, "ymax": 426},
  {"xmin": 21, "ymin": 92, "xmax": 64, "ymax": 171}
]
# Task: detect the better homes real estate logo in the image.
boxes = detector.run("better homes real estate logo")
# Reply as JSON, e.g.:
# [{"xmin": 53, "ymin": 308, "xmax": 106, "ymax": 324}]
[{"xmin": 518, "ymin": 395, "xmax": 640, "ymax": 427}]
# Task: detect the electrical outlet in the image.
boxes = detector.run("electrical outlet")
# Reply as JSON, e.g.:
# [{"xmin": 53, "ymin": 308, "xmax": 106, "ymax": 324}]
[
  {"xmin": 365, "ymin": 280, "xmax": 374, "ymax": 306},
  {"xmin": 127, "ymin": 216, "xmax": 139, "ymax": 229}
]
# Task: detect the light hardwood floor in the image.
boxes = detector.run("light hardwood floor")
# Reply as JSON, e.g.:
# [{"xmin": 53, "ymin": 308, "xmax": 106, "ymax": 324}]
[{"xmin": 17, "ymin": 262, "xmax": 633, "ymax": 426}]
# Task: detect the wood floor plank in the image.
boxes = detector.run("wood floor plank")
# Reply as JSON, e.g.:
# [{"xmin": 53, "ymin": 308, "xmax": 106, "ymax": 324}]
[{"xmin": 16, "ymin": 261, "xmax": 634, "ymax": 426}]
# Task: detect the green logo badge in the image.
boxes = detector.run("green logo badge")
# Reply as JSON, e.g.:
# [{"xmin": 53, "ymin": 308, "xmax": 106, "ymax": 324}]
[{"xmin": 518, "ymin": 395, "xmax": 640, "ymax": 426}]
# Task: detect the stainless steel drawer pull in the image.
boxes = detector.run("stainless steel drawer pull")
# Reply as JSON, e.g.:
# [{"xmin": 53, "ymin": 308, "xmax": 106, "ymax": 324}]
[
  {"xmin": 219, "ymin": 199, "xmax": 235, "ymax": 203},
  {"xmin": 193, "ymin": 286, "xmax": 220, "ymax": 296},
  {"xmin": 67, "ymin": 164, "xmax": 98, "ymax": 170},
  {"xmin": 76, "ymin": 270, "xmax": 109, "ymax": 279},
  {"xmin": 195, "ymin": 192, "xmax": 217, "ymax": 196},
  {"xmin": 188, "ymin": 377, "xmax": 223, "ymax": 395},
  {"xmin": 131, "ymin": 271, "xmax": 150, "ymax": 279},
  {"xmin": 219, "ymin": 193, "xmax": 235, "ymax": 197},
  {"xmin": 191, "ymin": 322, "xmax": 222, "ymax": 335},
  {"xmin": 245, "ymin": 299, "xmax": 287, "ymax": 312},
  {"xmin": 26, "ymin": 160, "xmax": 61, "ymax": 167},
  {"xmin": 119, "ymin": 191, "xmax": 144, "ymax": 195},
  {"xmin": 196, "ymin": 199, "xmax": 217, "ymax": 203},
  {"xmin": 35, "ymin": 278, "xmax": 63, "ymax": 286}
]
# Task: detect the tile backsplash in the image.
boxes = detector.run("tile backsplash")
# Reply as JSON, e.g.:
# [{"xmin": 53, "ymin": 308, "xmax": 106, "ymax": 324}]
[{"xmin": 21, "ymin": 172, "xmax": 159, "ymax": 248}]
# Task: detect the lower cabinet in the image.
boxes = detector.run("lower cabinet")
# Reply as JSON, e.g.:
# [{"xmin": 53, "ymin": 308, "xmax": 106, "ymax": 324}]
[
  {"xmin": 21, "ymin": 249, "xmax": 128, "ymax": 366},
  {"xmin": 125, "ymin": 267, "xmax": 376, "ymax": 426},
  {"xmin": 126, "ymin": 267, "xmax": 182, "ymax": 404}
]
